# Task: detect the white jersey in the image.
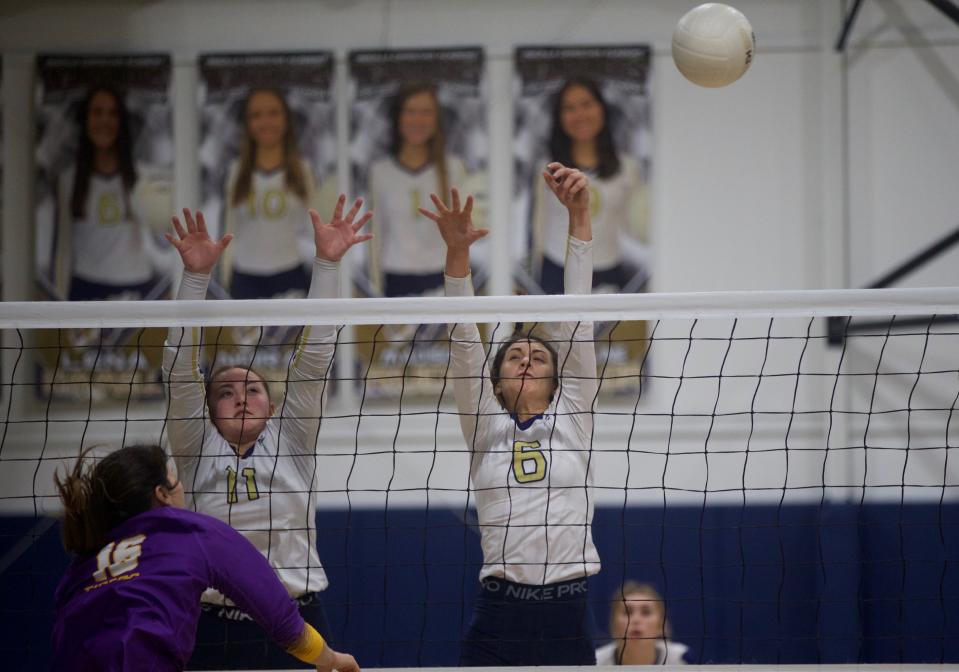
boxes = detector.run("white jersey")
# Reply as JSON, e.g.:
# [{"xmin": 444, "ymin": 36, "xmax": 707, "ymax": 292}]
[
  {"xmin": 369, "ymin": 154, "xmax": 467, "ymax": 278},
  {"xmin": 223, "ymin": 160, "xmax": 317, "ymax": 282},
  {"xmin": 533, "ymin": 157, "xmax": 645, "ymax": 271},
  {"xmin": 594, "ymin": 640, "xmax": 689, "ymax": 665},
  {"xmin": 162, "ymin": 259, "xmax": 338, "ymax": 603},
  {"xmin": 446, "ymin": 235, "xmax": 600, "ymax": 586},
  {"xmin": 57, "ymin": 166, "xmax": 155, "ymax": 286}
]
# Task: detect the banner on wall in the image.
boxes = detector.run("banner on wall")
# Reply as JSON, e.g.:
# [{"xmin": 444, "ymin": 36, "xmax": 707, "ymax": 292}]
[
  {"xmin": 513, "ymin": 45, "xmax": 653, "ymax": 395},
  {"xmin": 197, "ymin": 52, "xmax": 337, "ymax": 390},
  {"xmin": 1, "ymin": 59, "xmax": 3, "ymax": 390},
  {"xmin": 1, "ymin": 59, "xmax": 3, "ymax": 296},
  {"xmin": 33, "ymin": 54, "xmax": 174, "ymax": 401},
  {"xmin": 349, "ymin": 47, "xmax": 488, "ymax": 398}
]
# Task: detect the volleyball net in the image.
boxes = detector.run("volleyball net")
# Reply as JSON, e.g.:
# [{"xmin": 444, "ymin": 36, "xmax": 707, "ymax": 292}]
[{"xmin": 1, "ymin": 287, "xmax": 958, "ymax": 668}]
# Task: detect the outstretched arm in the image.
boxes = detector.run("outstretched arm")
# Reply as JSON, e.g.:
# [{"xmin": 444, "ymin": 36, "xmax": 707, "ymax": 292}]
[
  {"xmin": 282, "ymin": 196, "xmax": 373, "ymax": 463},
  {"xmin": 200, "ymin": 514, "xmax": 359, "ymax": 672},
  {"xmin": 419, "ymin": 190, "xmax": 497, "ymax": 444},
  {"xmin": 539, "ymin": 164, "xmax": 597, "ymax": 410},
  {"xmin": 162, "ymin": 210, "xmax": 233, "ymax": 471}
]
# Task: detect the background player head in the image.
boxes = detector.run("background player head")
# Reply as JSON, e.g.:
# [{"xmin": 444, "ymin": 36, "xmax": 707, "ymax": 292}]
[
  {"xmin": 608, "ymin": 581, "xmax": 671, "ymax": 661},
  {"xmin": 389, "ymin": 83, "xmax": 449, "ymax": 199},
  {"xmin": 72, "ymin": 85, "xmax": 137, "ymax": 218},
  {"xmin": 55, "ymin": 444, "xmax": 183, "ymax": 556},
  {"xmin": 232, "ymin": 88, "xmax": 309, "ymax": 206},
  {"xmin": 550, "ymin": 78, "xmax": 621, "ymax": 179}
]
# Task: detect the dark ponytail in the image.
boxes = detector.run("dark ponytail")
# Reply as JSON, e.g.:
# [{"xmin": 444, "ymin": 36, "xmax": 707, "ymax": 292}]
[{"xmin": 55, "ymin": 444, "xmax": 172, "ymax": 556}]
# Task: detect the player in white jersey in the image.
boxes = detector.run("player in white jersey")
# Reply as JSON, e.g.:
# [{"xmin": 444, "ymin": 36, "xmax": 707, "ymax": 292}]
[
  {"xmin": 162, "ymin": 197, "xmax": 372, "ymax": 669},
  {"xmin": 52, "ymin": 87, "xmax": 169, "ymax": 301},
  {"xmin": 595, "ymin": 581, "xmax": 689, "ymax": 665},
  {"xmin": 222, "ymin": 89, "xmax": 334, "ymax": 299},
  {"xmin": 532, "ymin": 78, "xmax": 648, "ymax": 295},
  {"xmin": 420, "ymin": 162, "xmax": 600, "ymax": 666},
  {"xmin": 368, "ymin": 84, "xmax": 466, "ymax": 297}
]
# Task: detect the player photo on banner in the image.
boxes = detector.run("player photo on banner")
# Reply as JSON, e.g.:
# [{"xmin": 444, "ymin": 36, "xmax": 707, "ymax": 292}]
[
  {"xmin": 513, "ymin": 45, "xmax": 652, "ymax": 395},
  {"xmin": 1, "ymin": 61, "xmax": 3, "ymax": 387},
  {"xmin": 33, "ymin": 54, "xmax": 174, "ymax": 401},
  {"xmin": 197, "ymin": 52, "xmax": 337, "ymax": 390},
  {"xmin": 349, "ymin": 47, "xmax": 487, "ymax": 397}
]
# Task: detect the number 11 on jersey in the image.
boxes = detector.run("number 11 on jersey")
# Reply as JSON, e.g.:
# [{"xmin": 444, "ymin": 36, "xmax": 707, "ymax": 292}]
[{"xmin": 226, "ymin": 466, "xmax": 260, "ymax": 503}]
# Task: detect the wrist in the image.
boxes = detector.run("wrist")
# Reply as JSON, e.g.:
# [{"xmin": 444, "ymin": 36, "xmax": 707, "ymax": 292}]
[
  {"xmin": 314, "ymin": 256, "xmax": 339, "ymax": 269},
  {"xmin": 445, "ymin": 247, "xmax": 471, "ymax": 278},
  {"xmin": 315, "ymin": 250, "xmax": 341, "ymax": 263},
  {"xmin": 567, "ymin": 209, "xmax": 591, "ymax": 240}
]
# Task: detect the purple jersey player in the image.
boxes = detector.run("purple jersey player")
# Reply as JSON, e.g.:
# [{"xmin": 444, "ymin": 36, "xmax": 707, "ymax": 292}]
[{"xmin": 51, "ymin": 444, "xmax": 359, "ymax": 672}]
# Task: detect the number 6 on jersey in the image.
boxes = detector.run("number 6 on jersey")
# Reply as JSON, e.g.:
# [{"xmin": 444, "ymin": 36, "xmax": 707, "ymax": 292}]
[{"xmin": 512, "ymin": 440, "xmax": 547, "ymax": 483}]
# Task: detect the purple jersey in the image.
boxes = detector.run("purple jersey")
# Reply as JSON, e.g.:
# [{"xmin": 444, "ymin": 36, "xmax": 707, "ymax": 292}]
[{"xmin": 52, "ymin": 507, "xmax": 305, "ymax": 671}]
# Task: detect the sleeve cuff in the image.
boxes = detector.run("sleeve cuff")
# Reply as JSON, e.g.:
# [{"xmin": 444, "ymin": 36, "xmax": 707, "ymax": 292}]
[
  {"xmin": 567, "ymin": 235, "xmax": 593, "ymax": 252},
  {"xmin": 313, "ymin": 257, "xmax": 339, "ymax": 272},
  {"xmin": 287, "ymin": 623, "xmax": 326, "ymax": 664},
  {"xmin": 308, "ymin": 258, "xmax": 340, "ymax": 300},
  {"xmin": 177, "ymin": 271, "xmax": 210, "ymax": 300},
  {"xmin": 444, "ymin": 273, "xmax": 474, "ymax": 297}
]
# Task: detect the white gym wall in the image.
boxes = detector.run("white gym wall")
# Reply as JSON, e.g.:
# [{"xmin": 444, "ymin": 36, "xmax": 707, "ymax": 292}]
[{"xmin": 1, "ymin": 0, "xmax": 958, "ymax": 511}]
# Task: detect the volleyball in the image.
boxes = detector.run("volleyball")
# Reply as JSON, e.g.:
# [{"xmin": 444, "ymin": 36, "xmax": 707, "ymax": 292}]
[{"xmin": 672, "ymin": 3, "xmax": 755, "ymax": 88}]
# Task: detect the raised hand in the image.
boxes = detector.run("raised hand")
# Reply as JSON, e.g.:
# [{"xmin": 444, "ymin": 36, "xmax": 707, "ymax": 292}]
[
  {"xmin": 418, "ymin": 188, "xmax": 489, "ymax": 252},
  {"xmin": 310, "ymin": 195, "xmax": 374, "ymax": 262},
  {"xmin": 166, "ymin": 209, "xmax": 233, "ymax": 275},
  {"xmin": 542, "ymin": 162, "xmax": 590, "ymax": 213}
]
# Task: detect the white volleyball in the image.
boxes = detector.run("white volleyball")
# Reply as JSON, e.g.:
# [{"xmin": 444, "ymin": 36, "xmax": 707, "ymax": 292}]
[{"xmin": 672, "ymin": 3, "xmax": 755, "ymax": 88}]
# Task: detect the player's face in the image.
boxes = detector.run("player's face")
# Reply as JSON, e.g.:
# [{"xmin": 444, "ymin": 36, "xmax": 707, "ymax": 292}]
[
  {"xmin": 86, "ymin": 91, "xmax": 120, "ymax": 151},
  {"xmin": 495, "ymin": 339, "xmax": 556, "ymax": 412},
  {"xmin": 210, "ymin": 368, "xmax": 275, "ymax": 446},
  {"xmin": 612, "ymin": 590, "xmax": 665, "ymax": 641},
  {"xmin": 399, "ymin": 91, "xmax": 439, "ymax": 149},
  {"xmin": 559, "ymin": 85, "xmax": 605, "ymax": 144},
  {"xmin": 246, "ymin": 91, "xmax": 288, "ymax": 150}
]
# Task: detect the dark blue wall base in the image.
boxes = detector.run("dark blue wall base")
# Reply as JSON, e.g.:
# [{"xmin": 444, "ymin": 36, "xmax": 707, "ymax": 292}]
[{"xmin": 2, "ymin": 503, "xmax": 958, "ymax": 670}]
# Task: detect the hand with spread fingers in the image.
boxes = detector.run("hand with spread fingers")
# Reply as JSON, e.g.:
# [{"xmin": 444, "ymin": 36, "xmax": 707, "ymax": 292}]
[
  {"xmin": 418, "ymin": 188, "xmax": 489, "ymax": 253},
  {"xmin": 310, "ymin": 194, "xmax": 374, "ymax": 262},
  {"xmin": 166, "ymin": 209, "xmax": 233, "ymax": 275},
  {"xmin": 419, "ymin": 188, "xmax": 488, "ymax": 279}
]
